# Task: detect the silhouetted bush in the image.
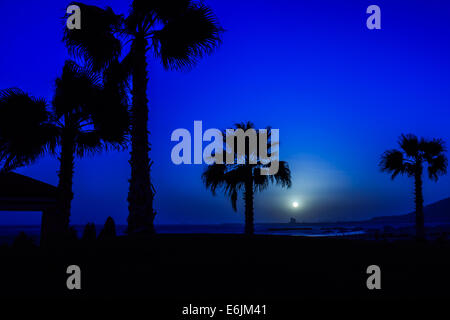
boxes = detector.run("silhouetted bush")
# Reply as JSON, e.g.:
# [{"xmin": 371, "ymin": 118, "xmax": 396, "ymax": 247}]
[
  {"xmin": 12, "ymin": 232, "xmax": 35, "ymax": 249},
  {"xmin": 40, "ymin": 226, "xmax": 80, "ymax": 248},
  {"xmin": 81, "ymin": 223, "xmax": 96, "ymax": 242},
  {"xmin": 62, "ymin": 226, "xmax": 80, "ymax": 247},
  {"xmin": 98, "ymin": 216, "xmax": 116, "ymax": 241},
  {"xmin": 436, "ymin": 232, "xmax": 448, "ymax": 245},
  {"xmin": 68, "ymin": 226, "xmax": 79, "ymax": 241}
]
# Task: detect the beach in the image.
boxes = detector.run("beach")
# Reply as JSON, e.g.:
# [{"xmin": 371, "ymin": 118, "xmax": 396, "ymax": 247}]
[{"xmin": 1, "ymin": 233, "xmax": 450, "ymax": 301}]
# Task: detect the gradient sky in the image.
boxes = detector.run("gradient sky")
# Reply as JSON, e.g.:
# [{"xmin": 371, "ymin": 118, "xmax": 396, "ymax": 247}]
[{"xmin": 1, "ymin": 0, "xmax": 450, "ymax": 225}]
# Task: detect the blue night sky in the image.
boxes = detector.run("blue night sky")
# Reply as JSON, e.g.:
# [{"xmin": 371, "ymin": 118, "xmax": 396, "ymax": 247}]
[{"xmin": 0, "ymin": 0, "xmax": 450, "ymax": 225}]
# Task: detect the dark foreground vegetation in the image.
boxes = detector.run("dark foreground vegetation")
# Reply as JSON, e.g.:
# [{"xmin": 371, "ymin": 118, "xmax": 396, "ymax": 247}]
[{"xmin": 1, "ymin": 234, "xmax": 450, "ymax": 302}]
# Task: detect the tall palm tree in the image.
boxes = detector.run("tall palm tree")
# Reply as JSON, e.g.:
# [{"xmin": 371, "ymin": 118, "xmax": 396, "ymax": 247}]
[
  {"xmin": 202, "ymin": 122, "xmax": 292, "ymax": 235},
  {"xmin": 63, "ymin": 1, "xmax": 223, "ymax": 234},
  {"xmin": 0, "ymin": 60, "xmax": 129, "ymax": 237},
  {"xmin": 380, "ymin": 134, "xmax": 448, "ymax": 241}
]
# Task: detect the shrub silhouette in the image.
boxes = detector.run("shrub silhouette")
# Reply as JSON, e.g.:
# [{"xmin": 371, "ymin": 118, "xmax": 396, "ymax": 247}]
[
  {"xmin": 98, "ymin": 216, "xmax": 116, "ymax": 240},
  {"xmin": 81, "ymin": 223, "xmax": 97, "ymax": 242},
  {"xmin": 12, "ymin": 232, "xmax": 35, "ymax": 250}
]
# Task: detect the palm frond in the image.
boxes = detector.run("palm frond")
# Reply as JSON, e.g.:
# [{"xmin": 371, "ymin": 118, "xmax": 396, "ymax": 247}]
[
  {"xmin": 53, "ymin": 60, "xmax": 103, "ymax": 117},
  {"xmin": 0, "ymin": 89, "xmax": 58, "ymax": 171},
  {"xmin": 271, "ymin": 161, "xmax": 292, "ymax": 187},
  {"xmin": 422, "ymin": 138, "xmax": 447, "ymax": 159},
  {"xmin": 127, "ymin": 0, "xmax": 191, "ymax": 33},
  {"xmin": 63, "ymin": 2, "xmax": 123, "ymax": 72},
  {"xmin": 202, "ymin": 163, "xmax": 227, "ymax": 195},
  {"xmin": 74, "ymin": 131, "xmax": 104, "ymax": 157},
  {"xmin": 380, "ymin": 149, "xmax": 407, "ymax": 179},
  {"xmin": 399, "ymin": 134, "xmax": 420, "ymax": 158},
  {"xmin": 152, "ymin": 2, "xmax": 223, "ymax": 70},
  {"xmin": 131, "ymin": 0, "xmax": 190, "ymax": 22},
  {"xmin": 92, "ymin": 61, "xmax": 130, "ymax": 148},
  {"xmin": 428, "ymin": 154, "xmax": 448, "ymax": 181},
  {"xmin": 229, "ymin": 188, "xmax": 238, "ymax": 212},
  {"xmin": 253, "ymin": 168, "xmax": 269, "ymax": 191},
  {"xmin": 254, "ymin": 161, "xmax": 292, "ymax": 191}
]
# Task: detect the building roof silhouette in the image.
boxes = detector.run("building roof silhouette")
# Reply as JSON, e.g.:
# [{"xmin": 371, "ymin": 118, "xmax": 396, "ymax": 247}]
[{"xmin": 0, "ymin": 172, "xmax": 57, "ymax": 211}]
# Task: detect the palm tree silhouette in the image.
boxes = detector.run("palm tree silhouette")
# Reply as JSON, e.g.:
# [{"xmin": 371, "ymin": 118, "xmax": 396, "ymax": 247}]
[
  {"xmin": 202, "ymin": 122, "xmax": 292, "ymax": 235},
  {"xmin": 0, "ymin": 60, "xmax": 128, "ymax": 234},
  {"xmin": 63, "ymin": 1, "xmax": 223, "ymax": 234},
  {"xmin": 380, "ymin": 134, "xmax": 448, "ymax": 241}
]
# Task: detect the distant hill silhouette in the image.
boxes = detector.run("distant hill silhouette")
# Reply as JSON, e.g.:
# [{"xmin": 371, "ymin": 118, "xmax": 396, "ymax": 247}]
[{"xmin": 370, "ymin": 197, "xmax": 450, "ymax": 223}]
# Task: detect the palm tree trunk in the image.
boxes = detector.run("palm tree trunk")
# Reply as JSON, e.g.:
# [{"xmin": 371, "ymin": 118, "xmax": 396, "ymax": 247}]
[
  {"xmin": 244, "ymin": 178, "xmax": 254, "ymax": 235},
  {"xmin": 414, "ymin": 163, "xmax": 425, "ymax": 241},
  {"xmin": 127, "ymin": 34, "xmax": 155, "ymax": 234},
  {"xmin": 56, "ymin": 130, "xmax": 75, "ymax": 236}
]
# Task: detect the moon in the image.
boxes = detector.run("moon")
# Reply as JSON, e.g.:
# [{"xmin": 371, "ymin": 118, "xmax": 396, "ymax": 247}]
[{"xmin": 292, "ymin": 201, "xmax": 299, "ymax": 208}]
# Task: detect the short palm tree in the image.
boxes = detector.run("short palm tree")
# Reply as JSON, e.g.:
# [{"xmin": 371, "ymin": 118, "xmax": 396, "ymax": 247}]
[
  {"xmin": 380, "ymin": 134, "xmax": 448, "ymax": 240},
  {"xmin": 202, "ymin": 122, "xmax": 292, "ymax": 235},
  {"xmin": 0, "ymin": 60, "xmax": 128, "ymax": 236},
  {"xmin": 63, "ymin": 1, "xmax": 223, "ymax": 234}
]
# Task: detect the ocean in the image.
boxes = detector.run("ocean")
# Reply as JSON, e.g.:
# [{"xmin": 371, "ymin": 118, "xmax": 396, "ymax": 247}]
[{"xmin": 0, "ymin": 223, "xmax": 372, "ymax": 245}]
